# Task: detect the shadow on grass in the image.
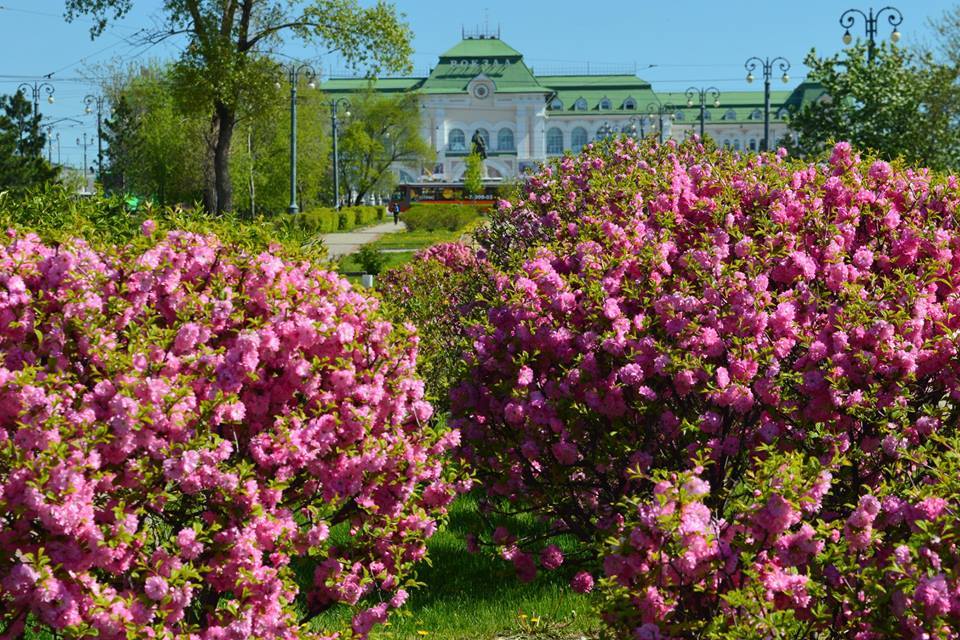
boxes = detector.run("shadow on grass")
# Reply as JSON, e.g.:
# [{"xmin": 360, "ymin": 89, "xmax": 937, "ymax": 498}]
[{"xmin": 307, "ymin": 493, "xmax": 599, "ymax": 640}]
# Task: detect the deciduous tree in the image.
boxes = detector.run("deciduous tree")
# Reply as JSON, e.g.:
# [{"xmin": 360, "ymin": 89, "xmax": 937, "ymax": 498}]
[
  {"xmin": 788, "ymin": 42, "xmax": 960, "ymax": 169},
  {"xmin": 65, "ymin": 0, "xmax": 414, "ymax": 213},
  {"xmin": 338, "ymin": 90, "xmax": 433, "ymax": 205}
]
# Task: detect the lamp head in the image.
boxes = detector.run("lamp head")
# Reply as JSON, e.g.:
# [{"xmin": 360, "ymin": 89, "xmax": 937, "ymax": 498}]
[
  {"xmin": 843, "ymin": 30, "xmax": 852, "ymax": 45},
  {"xmin": 781, "ymin": 73, "xmax": 790, "ymax": 83},
  {"xmin": 891, "ymin": 29, "xmax": 901, "ymax": 43},
  {"xmin": 85, "ymin": 106, "xmax": 92, "ymax": 114},
  {"xmin": 47, "ymin": 95, "xmax": 55, "ymax": 104},
  {"xmin": 746, "ymin": 72, "xmax": 754, "ymax": 84}
]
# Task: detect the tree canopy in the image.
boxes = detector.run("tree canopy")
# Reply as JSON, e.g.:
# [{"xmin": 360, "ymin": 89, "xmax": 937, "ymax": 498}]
[
  {"xmin": 787, "ymin": 42, "xmax": 960, "ymax": 170},
  {"xmin": 64, "ymin": 0, "xmax": 414, "ymax": 213},
  {"xmin": 338, "ymin": 90, "xmax": 433, "ymax": 206}
]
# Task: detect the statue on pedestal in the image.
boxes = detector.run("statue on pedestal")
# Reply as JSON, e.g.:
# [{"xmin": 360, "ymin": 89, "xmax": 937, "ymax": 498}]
[{"xmin": 471, "ymin": 130, "xmax": 487, "ymax": 159}]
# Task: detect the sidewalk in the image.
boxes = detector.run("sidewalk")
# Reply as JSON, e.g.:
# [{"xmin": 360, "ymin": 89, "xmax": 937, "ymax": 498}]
[{"xmin": 321, "ymin": 220, "xmax": 406, "ymax": 259}]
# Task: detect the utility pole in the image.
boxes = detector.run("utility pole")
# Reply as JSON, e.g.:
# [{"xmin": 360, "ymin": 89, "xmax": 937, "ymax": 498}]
[
  {"xmin": 84, "ymin": 94, "xmax": 107, "ymax": 179},
  {"xmin": 248, "ymin": 127, "xmax": 256, "ymax": 218}
]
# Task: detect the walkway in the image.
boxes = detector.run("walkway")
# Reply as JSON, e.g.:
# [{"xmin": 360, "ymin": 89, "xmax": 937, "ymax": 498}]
[{"xmin": 321, "ymin": 220, "xmax": 406, "ymax": 259}]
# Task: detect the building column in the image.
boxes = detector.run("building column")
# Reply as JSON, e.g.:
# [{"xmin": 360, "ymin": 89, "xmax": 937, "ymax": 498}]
[
  {"xmin": 433, "ymin": 107, "xmax": 446, "ymax": 177},
  {"xmin": 516, "ymin": 105, "xmax": 529, "ymax": 161}
]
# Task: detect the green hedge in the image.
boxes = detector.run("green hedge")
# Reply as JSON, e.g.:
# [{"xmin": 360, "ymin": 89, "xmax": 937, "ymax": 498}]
[
  {"xmin": 402, "ymin": 204, "xmax": 483, "ymax": 233},
  {"xmin": 294, "ymin": 205, "xmax": 384, "ymax": 232}
]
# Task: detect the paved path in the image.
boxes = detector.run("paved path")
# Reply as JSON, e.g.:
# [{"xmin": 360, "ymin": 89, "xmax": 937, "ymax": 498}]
[{"xmin": 321, "ymin": 220, "xmax": 406, "ymax": 259}]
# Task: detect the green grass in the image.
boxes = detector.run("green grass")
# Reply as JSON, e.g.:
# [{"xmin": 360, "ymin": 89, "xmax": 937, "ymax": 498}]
[
  {"xmin": 339, "ymin": 249, "xmax": 416, "ymax": 273},
  {"xmin": 374, "ymin": 220, "xmax": 480, "ymax": 251},
  {"xmin": 337, "ymin": 220, "xmax": 482, "ymax": 273},
  {"xmin": 310, "ymin": 494, "xmax": 600, "ymax": 640}
]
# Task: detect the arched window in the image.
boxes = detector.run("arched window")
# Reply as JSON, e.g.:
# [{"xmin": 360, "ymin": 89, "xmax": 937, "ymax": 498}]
[
  {"xmin": 546, "ymin": 127, "xmax": 564, "ymax": 155},
  {"xmin": 574, "ymin": 97, "xmax": 588, "ymax": 111},
  {"xmin": 474, "ymin": 128, "xmax": 490, "ymax": 147},
  {"xmin": 723, "ymin": 108, "xmax": 737, "ymax": 120},
  {"xmin": 723, "ymin": 139, "xmax": 732, "ymax": 149},
  {"xmin": 674, "ymin": 110, "xmax": 685, "ymax": 121},
  {"xmin": 776, "ymin": 107, "xmax": 789, "ymax": 119},
  {"xmin": 599, "ymin": 97, "xmax": 612, "ymax": 110},
  {"xmin": 549, "ymin": 97, "xmax": 563, "ymax": 110},
  {"xmin": 623, "ymin": 97, "xmax": 637, "ymax": 110},
  {"xmin": 733, "ymin": 140, "xmax": 742, "ymax": 151},
  {"xmin": 571, "ymin": 127, "xmax": 588, "ymax": 152},
  {"xmin": 497, "ymin": 127, "xmax": 514, "ymax": 151},
  {"xmin": 448, "ymin": 128, "xmax": 466, "ymax": 152},
  {"xmin": 749, "ymin": 108, "xmax": 762, "ymax": 120},
  {"xmin": 701, "ymin": 110, "xmax": 712, "ymax": 121},
  {"xmin": 749, "ymin": 139, "xmax": 758, "ymax": 151}
]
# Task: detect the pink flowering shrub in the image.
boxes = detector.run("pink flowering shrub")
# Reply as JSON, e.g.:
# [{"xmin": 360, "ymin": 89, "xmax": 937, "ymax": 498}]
[
  {"xmin": 377, "ymin": 243, "xmax": 493, "ymax": 413},
  {"xmin": 0, "ymin": 230, "xmax": 458, "ymax": 639},
  {"xmin": 455, "ymin": 138, "xmax": 960, "ymax": 635}
]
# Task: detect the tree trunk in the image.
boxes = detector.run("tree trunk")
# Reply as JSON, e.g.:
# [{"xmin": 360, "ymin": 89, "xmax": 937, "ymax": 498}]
[
  {"xmin": 213, "ymin": 101, "xmax": 236, "ymax": 214},
  {"xmin": 202, "ymin": 114, "xmax": 218, "ymax": 213}
]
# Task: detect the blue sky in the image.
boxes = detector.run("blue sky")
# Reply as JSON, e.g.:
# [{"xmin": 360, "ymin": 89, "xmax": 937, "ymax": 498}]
[{"xmin": 0, "ymin": 0, "xmax": 955, "ymax": 168}]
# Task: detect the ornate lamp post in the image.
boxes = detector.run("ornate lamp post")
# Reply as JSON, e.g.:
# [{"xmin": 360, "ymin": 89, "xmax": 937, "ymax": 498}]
[
  {"xmin": 624, "ymin": 115, "xmax": 650, "ymax": 140},
  {"xmin": 686, "ymin": 87, "xmax": 720, "ymax": 141},
  {"xmin": 745, "ymin": 57, "xmax": 790, "ymax": 152},
  {"xmin": 276, "ymin": 63, "xmax": 316, "ymax": 214},
  {"xmin": 597, "ymin": 121, "xmax": 616, "ymax": 141},
  {"xmin": 329, "ymin": 98, "xmax": 351, "ymax": 209},
  {"xmin": 840, "ymin": 6, "xmax": 903, "ymax": 62},
  {"xmin": 646, "ymin": 102, "xmax": 676, "ymax": 143},
  {"xmin": 17, "ymin": 81, "xmax": 55, "ymax": 116},
  {"xmin": 84, "ymin": 94, "xmax": 107, "ymax": 179}
]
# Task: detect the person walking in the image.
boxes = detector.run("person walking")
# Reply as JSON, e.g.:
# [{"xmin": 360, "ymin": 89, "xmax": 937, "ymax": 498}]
[{"xmin": 392, "ymin": 202, "xmax": 400, "ymax": 225}]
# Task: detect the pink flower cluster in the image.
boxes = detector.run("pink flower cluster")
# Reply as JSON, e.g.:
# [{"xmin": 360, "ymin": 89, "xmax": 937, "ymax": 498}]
[
  {"xmin": 455, "ymin": 138, "xmax": 960, "ymax": 635},
  {"xmin": 0, "ymin": 230, "xmax": 457, "ymax": 639},
  {"xmin": 411, "ymin": 242, "xmax": 478, "ymax": 272}
]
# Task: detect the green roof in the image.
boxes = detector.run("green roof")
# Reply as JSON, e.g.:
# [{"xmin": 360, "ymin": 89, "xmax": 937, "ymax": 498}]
[
  {"xmin": 322, "ymin": 77, "xmax": 425, "ymax": 94},
  {"xmin": 652, "ymin": 90, "xmax": 795, "ymax": 124},
  {"xmin": 319, "ymin": 36, "xmax": 819, "ymax": 115},
  {"xmin": 541, "ymin": 75, "xmax": 658, "ymax": 115},
  {"xmin": 418, "ymin": 37, "xmax": 545, "ymax": 94},
  {"xmin": 438, "ymin": 37, "xmax": 523, "ymax": 59}
]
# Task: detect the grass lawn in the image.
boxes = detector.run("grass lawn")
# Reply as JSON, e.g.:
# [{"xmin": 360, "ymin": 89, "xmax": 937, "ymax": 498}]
[
  {"xmin": 337, "ymin": 220, "xmax": 482, "ymax": 274},
  {"xmin": 310, "ymin": 493, "xmax": 600, "ymax": 640}
]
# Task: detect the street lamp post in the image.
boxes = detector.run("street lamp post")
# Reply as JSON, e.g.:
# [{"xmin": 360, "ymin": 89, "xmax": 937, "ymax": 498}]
[
  {"xmin": 84, "ymin": 94, "xmax": 107, "ymax": 179},
  {"xmin": 597, "ymin": 121, "xmax": 616, "ymax": 141},
  {"xmin": 745, "ymin": 57, "xmax": 790, "ymax": 152},
  {"xmin": 624, "ymin": 115, "xmax": 649, "ymax": 140},
  {"xmin": 277, "ymin": 63, "xmax": 316, "ymax": 214},
  {"xmin": 646, "ymin": 102, "xmax": 676, "ymax": 143},
  {"xmin": 840, "ymin": 6, "xmax": 903, "ymax": 62},
  {"xmin": 686, "ymin": 87, "xmax": 720, "ymax": 141},
  {"xmin": 329, "ymin": 98, "xmax": 351, "ymax": 209},
  {"xmin": 16, "ymin": 81, "xmax": 55, "ymax": 116}
]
